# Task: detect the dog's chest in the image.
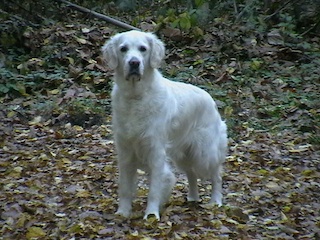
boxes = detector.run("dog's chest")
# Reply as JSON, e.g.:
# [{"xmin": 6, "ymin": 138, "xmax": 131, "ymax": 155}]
[{"xmin": 113, "ymin": 97, "xmax": 160, "ymax": 139}]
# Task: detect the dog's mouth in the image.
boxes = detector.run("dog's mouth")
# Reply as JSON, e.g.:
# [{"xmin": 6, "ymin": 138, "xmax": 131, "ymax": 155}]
[
  {"xmin": 126, "ymin": 70, "xmax": 141, "ymax": 81},
  {"xmin": 126, "ymin": 73, "xmax": 141, "ymax": 81}
]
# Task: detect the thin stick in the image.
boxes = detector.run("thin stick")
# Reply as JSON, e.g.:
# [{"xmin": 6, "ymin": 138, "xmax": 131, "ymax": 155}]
[
  {"xmin": 0, "ymin": 9, "xmax": 38, "ymax": 27},
  {"xmin": 264, "ymin": 0, "xmax": 299, "ymax": 21},
  {"xmin": 300, "ymin": 18, "xmax": 320, "ymax": 36},
  {"xmin": 55, "ymin": 0, "xmax": 140, "ymax": 31}
]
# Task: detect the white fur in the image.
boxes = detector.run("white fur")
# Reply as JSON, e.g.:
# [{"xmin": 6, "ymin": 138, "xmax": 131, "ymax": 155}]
[{"xmin": 102, "ymin": 30, "xmax": 228, "ymax": 220}]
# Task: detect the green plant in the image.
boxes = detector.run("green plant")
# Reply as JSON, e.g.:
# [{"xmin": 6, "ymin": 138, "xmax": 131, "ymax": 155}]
[
  {"xmin": 157, "ymin": 0, "xmax": 209, "ymax": 35},
  {"xmin": 66, "ymin": 97, "xmax": 106, "ymax": 127},
  {"xmin": 0, "ymin": 69, "xmax": 27, "ymax": 96}
]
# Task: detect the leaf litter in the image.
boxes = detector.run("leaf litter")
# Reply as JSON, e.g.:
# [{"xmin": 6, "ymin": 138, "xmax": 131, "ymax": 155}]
[{"xmin": 0, "ymin": 7, "xmax": 320, "ymax": 240}]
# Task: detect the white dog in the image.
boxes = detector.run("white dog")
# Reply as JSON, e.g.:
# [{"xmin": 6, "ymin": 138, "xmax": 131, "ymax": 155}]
[{"xmin": 102, "ymin": 30, "xmax": 227, "ymax": 220}]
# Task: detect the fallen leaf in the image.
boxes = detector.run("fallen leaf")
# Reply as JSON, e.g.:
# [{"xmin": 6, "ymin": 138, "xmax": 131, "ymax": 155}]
[{"xmin": 26, "ymin": 226, "xmax": 46, "ymax": 239}]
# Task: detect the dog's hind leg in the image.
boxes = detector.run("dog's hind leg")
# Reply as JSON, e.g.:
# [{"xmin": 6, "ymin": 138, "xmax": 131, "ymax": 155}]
[
  {"xmin": 186, "ymin": 170, "xmax": 200, "ymax": 202},
  {"xmin": 210, "ymin": 165, "xmax": 223, "ymax": 206}
]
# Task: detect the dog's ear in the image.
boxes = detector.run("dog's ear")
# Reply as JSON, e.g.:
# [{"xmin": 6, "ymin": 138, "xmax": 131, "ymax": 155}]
[
  {"xmin": 148, "ymin": 33, "xmax": 165, "ymax": 68},
  {"xmin": 101, "ymin": 36, "xmax": 118, "ymax": 70}
]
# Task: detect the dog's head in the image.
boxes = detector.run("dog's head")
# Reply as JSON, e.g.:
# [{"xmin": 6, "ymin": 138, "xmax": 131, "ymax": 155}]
[{"xmin": 102, "ymin": 30, "xmax": 165, "ymax": 81}]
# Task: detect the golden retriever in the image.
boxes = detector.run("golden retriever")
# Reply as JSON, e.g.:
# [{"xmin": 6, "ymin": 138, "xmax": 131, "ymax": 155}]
[{"xmin": 102, "ymin": 30, "xmax": 227, "ymax": 220}]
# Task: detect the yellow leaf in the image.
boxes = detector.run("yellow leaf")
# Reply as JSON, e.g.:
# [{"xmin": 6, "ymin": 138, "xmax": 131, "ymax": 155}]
[
  {"xmin": 282, "ymin": 206, "xmax": 291, "ymax": 213},
  {"xmin": 16, "ymin": 213, "xmax": 28, "ymax": 228},
  {"xmin": 104, "ymin": 165, "xmax": 114, "ymax": 172},
  {"xmin": 224, "ymin": 106, "xmax": 233, "ymax": 116},
  {"xmin": 251, "ymin": 38, "xmax": 257, "ymax": 46},
  {"xmin": 225, "ymin": 218, "xmax": 239, "ymax": 224},
  {"xmin": 192, "ymin": 26, "xmax": 203, "ymax": 36},
  {"xmin": 281, "ymin": 211, "xmax": 288, "ymax": 221},
  {"xmin": 39, "ymin": 153, "xmax": 49, "ymax": 161},
  {"xmin": 78, "ymin": 155, "xmax": 90, "ymax": 160},
  {"xmin": 16, "ymin": 83, "xmax": 28, "ymax": 96},
  {"xmin": 49, "ymin": 151, "xmax": 57, "ymax": 157},
  {"xmin": 241, "ymin": 140, "xmax": 253, "ymax": 145},
  {"xmin": 81, "ymin": 27, "xmax": 91, "ymax": 33},
  {"xmin": 29, "ymin": 116, "xmax": 42, "ymax": 125},
  {"xmin": 289, "ymin": 144, "xmax": 312, "ymax": 152},
  {"xmin": 43, "ymin": 38, "xmax": 50, "ymax": 45},
  {"xmin": 76, "ymin": 189, "xmax": 90, "ymax": 197},
  {"xmin": 62, "ymin": 158, "xmax": 72, "ymax": 164},
  {"xmin": 75, "ymin": 37, "xmax": 87, "ymax": 44},
  {"xmin": 88, "ymin": 59, "xmax": 97, "ymax": 64},
  {"xmin": 66, "ymin": 57, "xmax": 74, "ymax": 65},
  {"xmin": 73, "ymin": 125, "xmax": 83, "ymax": 131},
  {"xmin": 226, "ymin": 67, "xmax": 235, "ymax": 74},
  {"xmin": 257, "ymin": 169, "xmax": 269, "ymax": 175},
  {"xmin": 55, "ymin": 213, "xmax": 66, "ymax": 217},
  {"xmin": 250, "ymin": 59, "xmax": 262, "ymax": 70},
  {"xmin": 7, "ymin": 111, "xmax": 16, "ymax": 118},
  {"xmin": 266, "ymin": 181, "xmax": 280, "ymax": 190},
  {"xmin": 279, "ymin": 224, "xmax": 299, "ymax": 234},
  {"xmin": 301, "ymin": 169, "xmax": 314, "ymax": 176},
  {"xmin": 26, "ymin": 226, "xmax": 46, "ymax": 239},
  {"xmin": 54, "ymin": 177, "xmax": 62, "ymax": 184},
  {"xmin": 13, "ymin": 166, "xmax": 23, "ymax": 173},
  {"xmin": 131, "ymin": 230, "xmax": 139, "ymax": 236},
  {"xmin": 211, "ymin": 219, "xmax": 222, "ymax": 228},
  {"xmin": 49, "ymin": 89, "xmax": 60, "ymax": 95},
  {"xmin": 263, "ymin": 218, "xmax": 274, "ymax": 225}
]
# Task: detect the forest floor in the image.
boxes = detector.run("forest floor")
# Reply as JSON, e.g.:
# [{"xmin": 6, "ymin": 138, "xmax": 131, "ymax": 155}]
[{"xmin": 0, "ymin": 3, "xmax": 320, "ymax": 239}]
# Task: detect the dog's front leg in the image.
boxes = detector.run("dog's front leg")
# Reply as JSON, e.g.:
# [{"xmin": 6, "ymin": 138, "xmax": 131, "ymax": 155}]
[
  {"xmin": 144, "ymin": 153, "xmax": 175, "ymax": 220},
  {"xmin": 116, "ymin": 158, "xmax": 137, "ymax": 218}
]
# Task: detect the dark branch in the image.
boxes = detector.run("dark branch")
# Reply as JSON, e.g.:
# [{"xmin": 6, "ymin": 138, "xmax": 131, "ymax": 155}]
[{"xmin": 54, "ymin": 0, "xmax": 140, "ymax": 31}]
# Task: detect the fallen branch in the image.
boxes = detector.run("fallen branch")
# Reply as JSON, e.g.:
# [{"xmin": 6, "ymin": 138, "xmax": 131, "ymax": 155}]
[
  {"xmin": 300, "ymin": 17, "xmax": 320, "ymax": 37},
  {"xmin": 0, "ymin": 9, "xmax": 38, "ymax": 27},
  {"xmin": 54, "ymin": 0, "xmax": 140, "ymax": 31},
  {"xmin": 264, "ymin": 0, "xmax": 300, "ymax": 21}
]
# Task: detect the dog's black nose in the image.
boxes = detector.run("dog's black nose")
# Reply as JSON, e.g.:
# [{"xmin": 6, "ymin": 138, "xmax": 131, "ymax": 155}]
[{"xmin": 129, "ymin": 57, "xmax": 140, "ymax": 68}]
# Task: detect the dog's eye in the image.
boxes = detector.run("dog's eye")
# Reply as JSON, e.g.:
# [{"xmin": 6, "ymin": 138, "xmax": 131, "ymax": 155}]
[
  {"xmin": 120, "ymin": 46, "xmax": 128, "ymax": 52},
  {"xmin": 139, "ymin": 46, "xmax": 147, "ymax": 52}
]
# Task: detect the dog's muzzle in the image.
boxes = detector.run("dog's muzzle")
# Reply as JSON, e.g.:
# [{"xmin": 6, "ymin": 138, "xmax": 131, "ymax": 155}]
[{"xmin": 127, "ymin": 57, "xmax": 141, "ymax": 81}]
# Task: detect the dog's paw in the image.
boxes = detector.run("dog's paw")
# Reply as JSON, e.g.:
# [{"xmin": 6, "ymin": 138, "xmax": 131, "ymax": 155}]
[
  {"xmin": 187, "ymin": 193, "xmax": 200, "ymax": 202},
  {"xmin": 143, "ymin": 212, "xmax": 160, "ymax": 221},
  {"xmin": 209, "ymin": 201, "xmax": 222, "ymax": 207},
  {"xmin": 115, "ymin": 209, "xmax": 131, "ymax": 218},
  {"xmin": 210, "ymin": 193, "xmax": 222, "ymax": 207}
]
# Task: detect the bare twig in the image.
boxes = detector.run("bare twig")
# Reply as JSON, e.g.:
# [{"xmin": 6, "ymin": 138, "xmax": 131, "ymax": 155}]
[
  {"xmin": 235, "ymin": 3, "xmax": 250, "ymax": 23},
  {"xmin": 0, "ymin": 9, "xmax": 38, "ymax": 27},
  {"xmin": 300, "ymin": 17, "xmax": 320, "ymax": 36},
  {"xmin": 233, "ymin": 0, "xmax": 238, "ymax": 15},
  {"xmin": 54, "ymin": 0, "xmax": 140, "ymax": 31},
  {"xmin": 264, "ymin": 0, "xmax": 300, "ymax": 21}
]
